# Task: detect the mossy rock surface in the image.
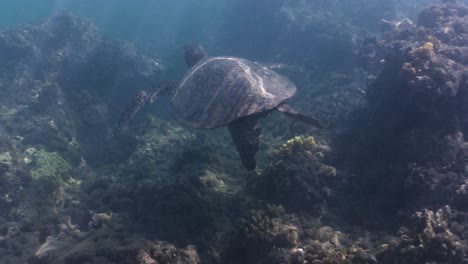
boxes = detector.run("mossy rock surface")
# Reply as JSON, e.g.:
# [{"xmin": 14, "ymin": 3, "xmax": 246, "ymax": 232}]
[{"xmin": 30, "ymin": 150, "xmax": 71, "ymax": 190}]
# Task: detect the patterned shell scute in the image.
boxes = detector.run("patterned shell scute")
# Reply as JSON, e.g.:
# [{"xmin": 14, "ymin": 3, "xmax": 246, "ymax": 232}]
[{"xmin": 171, "ymin": 56, "xmax": 297, "ymax": 129}]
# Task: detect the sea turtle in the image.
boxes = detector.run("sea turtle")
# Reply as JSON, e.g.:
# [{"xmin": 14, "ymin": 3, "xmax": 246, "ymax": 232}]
[{"xmin": 119, "ymin": 44, "xmax": 325, "ymax": 170}]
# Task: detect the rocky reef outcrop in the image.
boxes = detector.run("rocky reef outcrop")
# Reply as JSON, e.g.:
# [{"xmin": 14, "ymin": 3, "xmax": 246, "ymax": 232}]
[
  {"xmin": 224, "ymin": 204, "xmax": 379, "ymax": 264},
  {"xmin": 252, "ymin": 136, "xmax": 336, "ymax": 212},
  {"xmin": 0, "ymin": 12, "xmax": 171, "ymax": 264},
  {"xmin": 339, "ymin": 0, "xmax": 468, "ymax": 215},
  {"xmin": 377, "ymin": 206, "xmax": 468, "ymax": 264},
  {"xmin": 323, "ymin": 1, "xmax": 468, "ymax": 262}
]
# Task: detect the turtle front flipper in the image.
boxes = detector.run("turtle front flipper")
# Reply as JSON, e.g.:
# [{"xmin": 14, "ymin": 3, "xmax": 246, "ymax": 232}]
[
  {"xmin": 118, "ymin": 90, "xmax": 152, "ymax": 129},
  {"xmin": 277, "ymin": 103, "xmax": 326, "ymax": 129},
  {"xmin": 228, "ymin": 116, "xmax": 263, "ymax": 171},
  {"xmin": 118, "ymin": 80, "xmax": 179, "ymax": 129}
]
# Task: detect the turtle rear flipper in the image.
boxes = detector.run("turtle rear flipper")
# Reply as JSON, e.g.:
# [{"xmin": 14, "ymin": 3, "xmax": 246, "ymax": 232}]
[
  {"xmin": 277, "ymin": 103, "xmax": 326, "ymax": 129},
  {"xmin": 228, "ymin": 116, "xmax": 262, "ymax": 170}
]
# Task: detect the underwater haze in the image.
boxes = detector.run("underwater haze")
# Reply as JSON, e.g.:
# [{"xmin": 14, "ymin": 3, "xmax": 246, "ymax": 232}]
[{"xmin": 1, "ymin": 0, "xmax": 468, "ymax": 263}]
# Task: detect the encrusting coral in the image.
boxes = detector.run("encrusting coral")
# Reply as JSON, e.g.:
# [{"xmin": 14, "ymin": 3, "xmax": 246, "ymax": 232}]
[
  {"xmin": 254, "ymin": 136, "xmax": 336, "ymax": 212},
  {"xmin": 377, "ymin": 206, "xmax": 468, "ymax": 264},
  {"xmin": 226, "ymin": 204, "xmax": 379, "ymax": 264}
]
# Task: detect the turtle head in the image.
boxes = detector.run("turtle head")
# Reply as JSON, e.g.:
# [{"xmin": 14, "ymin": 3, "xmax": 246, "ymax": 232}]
[{"xmin": 184, "ymin": 44, "xmax": 207, "ymax": 68}]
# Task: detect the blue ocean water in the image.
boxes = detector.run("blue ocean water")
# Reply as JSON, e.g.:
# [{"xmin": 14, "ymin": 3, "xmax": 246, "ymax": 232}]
[
  {"xmin": 0, "ymin": 0, "xmax": 439, "ymax": 61},
  {"xmin": 0, "ymin": 1, "xmax": 220, "ymax": 60}
]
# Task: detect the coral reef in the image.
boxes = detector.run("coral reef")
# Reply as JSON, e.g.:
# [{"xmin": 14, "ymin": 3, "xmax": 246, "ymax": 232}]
[
  {"xmin": 79, "ymin": 118, "xmax": 245, "ymax": 262},
  {"xmin": 254, "ymin": 136, "xmax": 336, "ymax": 212},
  {"xmin": 225, "ymin": 204, "xmax": 379, "ymax": 264},
  {"xmin": 377, "ymin": 206, "xmax": 468, "ymax": 264},
  {"xmin": 358, "ymin": 0, "xmax": 468, "ymax": 136},
  {"xmin": 3, "ymin": 2, "xmax": 468, "ymax": 264},
  {"xmin": 337, "ymin": 0, "xmax": 468, "ymax": 215},
  {"xmin": 241, "ymin": 205, "xmax": 298, "ymax": 250},
  {"xmin": 30, "ymin": 149, "xmax": 72, "ymax": 192},
  {"xmin": 224, "ymin": 205, "xmax": 302, "ymax": 263},
  {"xmin": 0, "ymin": 12, "xmax": 167, "ymax": 264}
]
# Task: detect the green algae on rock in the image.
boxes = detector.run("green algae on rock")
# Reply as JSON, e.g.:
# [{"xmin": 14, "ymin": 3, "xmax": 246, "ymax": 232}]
[{"xmin": 30, "ymin": 149, "xmax": 72, "ymax": 191}]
